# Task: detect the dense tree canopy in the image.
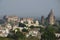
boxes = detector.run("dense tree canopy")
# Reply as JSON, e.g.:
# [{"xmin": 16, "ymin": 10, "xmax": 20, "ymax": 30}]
[
  {"xmin": 41, "ymin": 25, "xmax": 57, "ymax": 40},
  {"xmin": 30, "ymin": 25, "xmax": 35, "ymax": 29},
  {"xmin": 22, "ymin": 28, "xmax": 28, "ymax": 32},
  {"xmin": 19, "ymin": 22, "xmax": 26, "ymax": 27}
]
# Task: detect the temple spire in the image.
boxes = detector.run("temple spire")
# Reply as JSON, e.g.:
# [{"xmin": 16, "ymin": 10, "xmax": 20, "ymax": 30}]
[{"xmin": 47, "ymin": 9, "xmax": 55, "ymax": 25}]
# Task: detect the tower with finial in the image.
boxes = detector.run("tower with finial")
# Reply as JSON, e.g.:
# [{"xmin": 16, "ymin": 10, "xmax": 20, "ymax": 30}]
[
  {"xmin": 47, "ymin": 9, "xmax": 55, "ymax": 25},
  {"xmin": 41, "ymin": 16, "xmax": 44, "ymax": 24}
]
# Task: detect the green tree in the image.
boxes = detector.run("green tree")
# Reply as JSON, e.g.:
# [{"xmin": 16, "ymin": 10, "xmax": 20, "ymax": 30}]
[
  {"xmin": 7, "ymin": 28, "xmax": 25, "ymax": 40},
  {"xmin": 26, "ymin": 36, "xmax": 39, "ymax": 40},
  {"xmin": 22, "ymin": 28, "xmax": 28, "ymax": 32},
  {"xmin": 30, "ymin": 25, "xmax": 35, "ymax": 29},
  {"xmin": 0, "ymin": 37, "xmax": 14, "ymax": 40},
  {"xmin": 19, "ymin": 23, "xmax": 26, "ymax": 27},
  {"xmin": 39, "ymin": 27, "xmax": 45, "ymax": 33},
  {"xmin": 41, "ymin": 25, "xmax": 57, "ymax": 40},
  {"xmin": 14, "ymin": 28, "xmax": 25, "ymax": 40}
]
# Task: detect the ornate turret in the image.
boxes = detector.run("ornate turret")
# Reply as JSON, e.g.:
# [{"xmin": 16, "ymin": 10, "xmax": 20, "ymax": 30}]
[
  {"xmin": 48, "ymin": 9, "xmax": 55, "ymax": 25},
  {"xmin": 41, "ymin": 16, "xmax": 44, "ymax": 24}
]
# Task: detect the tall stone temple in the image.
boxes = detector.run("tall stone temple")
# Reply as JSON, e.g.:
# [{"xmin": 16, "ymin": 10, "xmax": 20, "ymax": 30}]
[
  {"xmin": 41, "ymin": 16, "xmax": 44, "ymax": 24},
  {"xmin": 47, "ymin": 9, "xmax": 55, "ymax": 25}
]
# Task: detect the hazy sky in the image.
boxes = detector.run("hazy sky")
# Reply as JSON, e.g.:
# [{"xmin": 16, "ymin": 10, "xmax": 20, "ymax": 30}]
[{"xmin": 0, "ymin": 0, "xmax": 60, "ymax": 17}]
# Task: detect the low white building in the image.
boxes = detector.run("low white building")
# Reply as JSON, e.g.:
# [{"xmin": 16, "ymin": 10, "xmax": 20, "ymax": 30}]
[
  {"xmin": 20, "ymin": 18, "xmax": 40, "ymax": 27},
  {"xmin": 29, "ymin": 30, "xmax": 38, "ymax": 36},
  {"xmin": 5, "ymin": 23, "xmax": 12, "ymax": 30},
  {"xmin": 0, "ymin": 26, "xmax": 9, "ymax": 37},
  {"xmin": 26, "ymin": 28, "xmax": 41, "ymax": 38},
  {"xmin": 13, "ymin": 25, "xmax": 24, "ymax": 32},
  {"xmin": 5, "ymin": 16, "xmax": 20, "ymax": 22},
  {"xmin": 55, "ymin": 33, "xmax": 60, "ymax": 38}
]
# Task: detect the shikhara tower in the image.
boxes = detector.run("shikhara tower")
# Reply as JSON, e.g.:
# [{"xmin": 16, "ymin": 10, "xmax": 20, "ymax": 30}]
[{"xmin": 47, "ymin": 9, "xmax": 55, "ymax": 25}]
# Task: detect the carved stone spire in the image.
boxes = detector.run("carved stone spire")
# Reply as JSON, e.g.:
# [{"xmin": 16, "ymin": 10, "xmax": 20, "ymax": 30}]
[
  {"xmin": 48, "ymin": 9, "xmax": 55, "ymax": 25},
  {"xmin": 41, "ymin": 16, "xmax": 44, "ymax": 24}
]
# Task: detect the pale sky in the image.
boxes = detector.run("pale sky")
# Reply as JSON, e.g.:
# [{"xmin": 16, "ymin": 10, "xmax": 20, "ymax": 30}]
[{"xmin": 0, "ymin": 0, "xmax": 60, "ymax": 18}]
